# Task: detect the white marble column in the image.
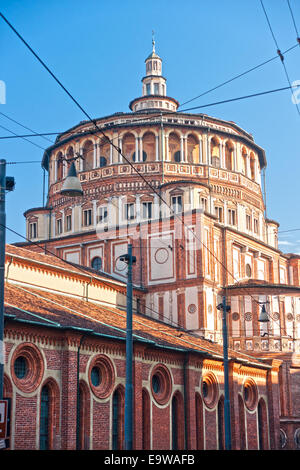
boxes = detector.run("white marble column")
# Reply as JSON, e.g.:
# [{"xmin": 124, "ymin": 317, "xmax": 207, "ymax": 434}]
[
  {"xmin": 135, "ymin": 137, "xmax": 139, "ymax": 162},
  {"xmin": 199, "ymin": 136, "xmax": 203, "ymax": 163},
  {"xmin": 62, "ymin": 211, "xmax": 65, "ymax": 234},
  {"xmin": 93, "ymin": 200, "xmax": 97, "ymax": 226},
  {"xmin": 180, "ymin": 136, "xmax": 184, "ymax": 162},
  {"xmin": 224, "ymin": 200, "xmax": 228, "ymax": 225},
  {"xmin": 54, "ymin": 158, "xmax": 57, "ymax": 182},
  {"xmin": 79, "ymin": 148, "xmax": 84, "ymax": 171},
  {"xmin": 136, "ymin": 195, "xmax": 141, "ymax": 223},
  {"xmin": 118, "ymin": 138, "xmax": 123, "ymax": 163},
  {"xmin": 233, "ymin": 144, "xmax": 237, "ymax": 171},
  {"xmin": 220, "ymin": 142, "xmax": 225, "ymax": 168},
  {"xmin": 155, "ymin": 135, "xmax": 159, "ymax": 161},
  {"xmin": 71, "ymin": 207, "xmax": 75, "ymax": 233},
  {"xmin": 93, "ymin": 143, "xmax": 97, "ymax": 169},
  {"xmin": 109, "ymin": 142, "xmax": 113, "ymax": 165},
  {"xmin": 139, "ymin": 137, "xmax": 143, "ymax": 162},
  {"xmin": 184, "ymin": 136, "xmax": 188, "ymax": 162},
  {"xmin": 165, "ymin": 134, "xmax": 169, "ymax": 161},
  {"xmin": 246, "ymin": 155, "xmax": 251, "ymax": 178},
  {"xmin": 153, "ymin": 194, "xmax": 160, "ymax": 219}
]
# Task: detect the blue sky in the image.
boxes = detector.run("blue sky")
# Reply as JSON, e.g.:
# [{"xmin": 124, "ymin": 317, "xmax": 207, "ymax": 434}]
[{"xmin": 1, "ymin": 0, "xmax": 300, "ymax": 252}]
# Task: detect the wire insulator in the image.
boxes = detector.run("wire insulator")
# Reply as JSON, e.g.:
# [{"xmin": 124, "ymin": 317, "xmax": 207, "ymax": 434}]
[{"xmin": 277, "ymin": 49, "xmax": 284, "ymax": 62}]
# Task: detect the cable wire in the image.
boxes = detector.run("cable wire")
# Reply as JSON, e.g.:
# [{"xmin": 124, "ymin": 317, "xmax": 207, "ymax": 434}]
[
  {"xmin": 0, "ymin": 11, "xmax": 290, "ymax": 312},
  {"xmin": 260, "ymin": 0, "xmax": 300, "ymax": 117},
  {"xmin": 287, "ymin": 0, "xmax": 300, "ymax": 42},
  {"xmin": 178, "ymin": 43, "xmax": 299, "ymax": 108}
]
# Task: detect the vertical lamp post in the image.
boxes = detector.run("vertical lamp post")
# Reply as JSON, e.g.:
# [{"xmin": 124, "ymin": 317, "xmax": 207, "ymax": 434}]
[
  {"xmin": 217, "ymin": 296, "xmax": 231, "ymax": 450},
  {"xmin": 59, "ymin": 157, "xmax": 83, "ymax": 450},
  {"xmin": 217, "ymin": 296, "xmax": 270, "ymax": 451},
  {"xmin": 0, "ymin": 159, "xmax": 15, "ymax": 401},
  {"xmin": 120, "ymin": 244, "xmax": 136, "ymax": 450}
]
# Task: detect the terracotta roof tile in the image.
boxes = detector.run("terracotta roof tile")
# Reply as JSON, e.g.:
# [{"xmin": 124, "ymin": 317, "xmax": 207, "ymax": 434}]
[{"xmin": 4, "ymin": 282, "xmax": 268, "ymax": 367}]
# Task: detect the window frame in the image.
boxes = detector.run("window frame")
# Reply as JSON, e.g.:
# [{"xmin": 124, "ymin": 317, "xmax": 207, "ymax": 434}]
[{"xmin": 83, "ymin": 209, "xmax": 93, "ymax": 227}]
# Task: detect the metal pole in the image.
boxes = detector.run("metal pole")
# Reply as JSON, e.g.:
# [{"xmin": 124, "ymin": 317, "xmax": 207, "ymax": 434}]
[
  {"xmin": 222, "ymin": 295, "xmax": 231, "ymax": 450},
  {"xmin": 124, "ymin": 243, "xmax": 133, "ymax": 450},
  {"xmin": 0, "ymin": 159, "xmax": 6, "ymax": 401}
]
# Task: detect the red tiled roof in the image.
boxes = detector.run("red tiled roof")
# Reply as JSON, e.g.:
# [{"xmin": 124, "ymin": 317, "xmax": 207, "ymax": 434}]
[
  {"xmin": 6, "ymin": 244, "xmax": 128, "ymax": 291},
  {"xmin": 4, "ymin": 282, "xmax": 269, "ymax": 367}
]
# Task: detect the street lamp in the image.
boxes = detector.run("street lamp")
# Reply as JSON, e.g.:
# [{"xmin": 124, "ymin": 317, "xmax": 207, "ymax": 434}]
[
  {"xmin": 217, "ymin": 297, "xmax": 271, "ymax": 450},
  {"xmin": 120, "ymin": 245, "xmax": 136, "ymax": 450},
  {"xmin": 217, "ymin": 296, "xmax": 231, "ymax": 450},
  {"xmin": 258, "ymin": 304, "xmax": 270, "ymax": 323},
  {"xmin": 60, "ymin": 160, "xmax": 83, "ymax": 197},
  {"xmin": 0, "ymin": 159, "xmax": 15, "ymax": 401}
]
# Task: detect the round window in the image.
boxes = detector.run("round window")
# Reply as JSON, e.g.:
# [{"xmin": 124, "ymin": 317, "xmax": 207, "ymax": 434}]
[
  {"xmin": 150, "ymin": 365, "xmax": 172, "ymax": 405},
  {"xmin": 243, "ymin": 379, "xmax": 258, "ymax": 411},
  {"xmin": 88, "ymin": 355, "xmax": 115, "ymax": 399},
  {"xmin": 152, "ymin": 374, "xmax": 160, "ymax": 394},
  {"xmin": 91, "ymin": 256, "xmax": 102, "ymax": 271},
  {"xmin": 91, "ymin": 366, "xmax": 102, "ymax": 387},
  {"xmin": 201, "ymin": 373, "xmax": 219, "ymax": 409},
  {"xmin": 14, "ymin": 356, "xmax": 28, "ymax": 379},
  {"xmin": 11, "ymin": 343, "xmax": 44, "ymax": 393},
  {"xmin": 280, "ymin": 429, "xmax": 287, "ymax": 448},
  {"xmin": 245, "ymin": 263, "xmax": 252, "ymax": 278}
]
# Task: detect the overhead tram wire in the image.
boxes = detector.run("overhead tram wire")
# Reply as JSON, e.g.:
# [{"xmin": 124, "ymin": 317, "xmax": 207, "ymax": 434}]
[
  {"xmin": 260, "ymin": 0, "xmax": 300, "ymax": 118},
  {"xmin": 0, "ymin": 84, "xmax": 297, "ymax": 143},
  {"xmin": 0, "ymin": 11, "xmax": 293, "ymax": 311},
  {"xmin": 2, "ymin": 221, "xmax": 287, "ymax": 342},
  {"xmin": 0, "ymin": 33, "xmax": 298, "ymax": 143},
  {"xmin": 0, "ymin": 11, "xmax": 287, "ymax": 311},
  {"xmin": 286, "ymin": 0, "xmax": 300, "ymax": 46},
  {"xmin": 0, "ymin": 222, "xmax": 195, "ymax": 333},
  {"xmin": 178, "ymin": 43, "xmax": 299, "ymax": 108},
  {"xmin": 0, "ymin": 110, "xmax": 55, "ymax": 144}
]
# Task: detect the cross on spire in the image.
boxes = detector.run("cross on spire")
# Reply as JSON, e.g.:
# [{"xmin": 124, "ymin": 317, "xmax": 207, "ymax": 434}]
[{"xmin": 152, "ymin": 30, "xmax": 155, "ymax": 53}]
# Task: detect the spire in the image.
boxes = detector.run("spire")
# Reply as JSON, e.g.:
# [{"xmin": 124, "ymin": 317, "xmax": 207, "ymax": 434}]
[
  {"xmin": 152, "ymin": 30, "xmax": 155, "ymax": 53},
  {"xmin": 129, "ymin": 41, "xmax": 179, "ymax": 112}
]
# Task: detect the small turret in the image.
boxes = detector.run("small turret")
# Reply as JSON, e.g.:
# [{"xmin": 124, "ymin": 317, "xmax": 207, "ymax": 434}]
[{"xmin": 129, "ymin": 35, "xmax": 179, "ymax": 113}]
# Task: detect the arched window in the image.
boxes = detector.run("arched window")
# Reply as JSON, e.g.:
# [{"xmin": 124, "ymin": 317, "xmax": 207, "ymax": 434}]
[
  {"xmin": 78, "ymin": 381, "xmax": 90, "ymax": 450},
  {"xmin": 142, "ymin": 132, "xmax": 156, "ymax": 161},
  {"xmin": 66, "ymin": 146, "xmax": 74, "ymax": 170},
  {"xmin": 174, "ymin": 151, "xmax": 181, "ymax": 163},
  {"xmin": 241, "ymin": 147, "xmax": 247, "ymax": 175},
  {"xmin": 91, "ymin": 256, "xmax": 102, "ymax": 271},
  {"xmin": 187, "ymin": 134, "xmax": 199, "ymax": 163},
  {"xmin": 172, "ymin": 395, "xmax": 178, "ymax": 450},
  {"xmin": 3, "ymin": 375, "xmax": 12, "ymax": 450},
  {"xmin": 238, "ymin": 394, "xmax": 246, "ymax": 450},
  {"xmin": 225, "ymin": 141, "xmax": 234, "ymax": 171},
  {"xmin": 40, "ymin": 384, "xmax": 50, "ymax": 450},
  {"xmin": 132, "ymin": 151, "xmax": 147, "ymax": 162},
  {"xmin": 171, "ymin": 392, "xmax": 184, "ymax": 450},
  {"xmin": 82, "ymin": 140, "xmax": 94, "ymax": 171},
  {"xmin": 250, "ymin": 153, "xmax": 255, "ymax": 180},
  {"xmin": 142, "ymin": 389, "xmax": 151, "ymax": 449},
  {"xmin": 100, "ymin": 156, "xmax": 107, "ymax": 168},
  {"xmin": 56, "ymin": 152, "xmax": 64, "ymax": 181},
  {"xmin": 258, "ymin": 398, "xmax": 268, "ymax": 450},
  {"xmin": 217, "ymin": 396, "xmax": 225, "ymax": 450},
  {"xmin": 168, "ymin": 132, "xmax": 181, "ymax": 162},
  {"xmin": 210, "ymin": 137, "xmax": 220, "ymax": 168},
  {"xmin": 39, "ymin": 379, "xmax": 60, "ymax": 450},
  {"xmin": 122, "ymin": 133, "xmax": 136, "ymax": 161},
  {"xmin": 195, "ymin": 393, "xmax": 204, "ymax": 450},
  {"xmin": 112, "ymin": 387, "xmax": 124, "ymax": 450}
]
